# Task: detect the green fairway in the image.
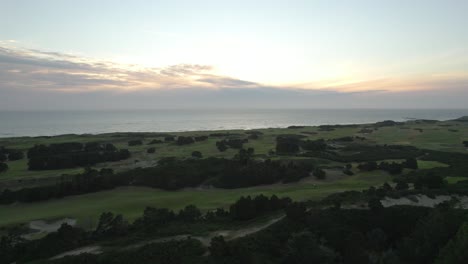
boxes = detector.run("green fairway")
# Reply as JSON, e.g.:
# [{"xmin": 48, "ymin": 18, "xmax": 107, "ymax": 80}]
[
  {"xmin": 1, "ymin": 119, "xmax": 467, "ymax": 184},
  {"xmin": 0, "ymin": 171, "xmax": 391, "ymax": 228},
  {"xmin": 0, "ymin": 118, "xmax": 467, "ymax": 229}
]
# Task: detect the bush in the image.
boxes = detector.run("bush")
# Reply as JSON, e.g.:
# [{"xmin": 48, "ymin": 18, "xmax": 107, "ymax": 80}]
[
  {"xmin": 128, "ymin": 140, "xmax": 143, "ymax": 146},
  {"xmin": 147, "ymin": 147, "xmax": 156, "ymax": 154},
  {"xmin": 313, "ymin": 168, "xmax": 326, "ymax": 179},
  {"xmin": 164, "ymin": 136, "xmax": 175, "ymax": 142},
  {"xmin": 194, "ymin": 136, "xmax": 208, "ymax": 142},
  {"xmin": 8, "ymin": 151, "xmax": 24, "ymax": 161},
  {"xmin": 0, "ymin": 162, "xmax": 8, "ymax": 173},
  {"xmin": 276, "ymin": 136, "xmax": 301, "ymax": 154},
  {"xmin": 148, "ymin": 139, "xmax": 163, "ymax": 145},
  {"xmin": 26, "ymin": 143, "xmax": 130, "ymax": 170},
  {"xmin": 176, "ymin": 136, "xmax": 195, "ymax": 145},
  {"xmin": 191, "ymin": 151, "xmax": 202, "ymax": 158},
  {"xmin": 301, "ymin": 139, "xmax": 327, "ymax": 151},
  {"xmin": 216, "ymin": 141, "xmax": 228, "ymax": 152}
]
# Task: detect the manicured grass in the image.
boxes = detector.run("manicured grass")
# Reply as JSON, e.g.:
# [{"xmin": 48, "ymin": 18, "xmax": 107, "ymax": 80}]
[
  {"xmin": 446, "ymin": 177, "xmax": 467, "ymax": 184},
  {"xmin": 367, "ymin": 122, "xmax": 468, "ymax": 152},
  {"xmin": 0, "ymin": 159, "xmax": 82, "ymax": 181},
  {"xmin": 1, "ymin": 120, "xmax": 467, "ymax": 183},
  {"xmin": 417, "ymin": 160, "xmax": 449, "ymax": 170},
  {"xmin": 0, "ymin": 171, "xmax": 391, "ymax": 228}
]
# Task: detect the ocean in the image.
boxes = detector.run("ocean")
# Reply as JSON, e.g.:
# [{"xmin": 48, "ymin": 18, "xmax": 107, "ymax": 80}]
[{"xmin": 1, "ymin": 109, "xmax": 467, "ymax": 138}]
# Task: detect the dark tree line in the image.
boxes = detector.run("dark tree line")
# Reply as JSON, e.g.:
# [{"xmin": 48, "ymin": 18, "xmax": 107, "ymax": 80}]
[
  {"xmin": 0, "ymin": 153, "xmax": 314, "ymax": 203},
  {"xmin": 176, "ymin": 136, "xmax": 195, "ymax": 145},
  {"xmin": 0, "ymin": 146, "xmax": 24, "ymax": 161},
  {"xmin": 0, "ymin": 194, "xmax": 292, "ymax": 263},
  {"xmin": 356, "ymin": 158, "xmax": 418, "ymax": 175},
  {"xmin": 0, "ymin": 162, "xmax": 8, "ymax": 173},
  {"xmin": 229, "ymin": 195, "xmax": 292, "ymax": 220},
  {"xmin": 128, "ymin": 140, "xmax": 143, "ymax": 146},
  {"xmin": 27, "ymin": 142, "xmax": 130, "ymax": 170},
  {"xmin": 216, "ymin": 138, "xmax": 248, "ymax": 152}
]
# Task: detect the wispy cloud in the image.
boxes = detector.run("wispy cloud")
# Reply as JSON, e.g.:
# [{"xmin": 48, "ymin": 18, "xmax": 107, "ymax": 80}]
[
  {"xmin": 0, "ymin": 45, "xmax": 261, "ymax": 92},
  {"xmin": 1, "ymin": 45, "xmax": 468, "ymax": 110}
]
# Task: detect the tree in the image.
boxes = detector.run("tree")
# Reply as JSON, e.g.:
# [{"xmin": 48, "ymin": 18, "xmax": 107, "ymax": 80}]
[
  {"xmin": 284, "ymin": 232, "xmax": 336, "ymax": 263},
  {"xmin": 368, "ymin": 197, "xmax": 384, "ymax": 212},
  {"xmin": 209, "ymin": 236, "xmax": 230, "ymax": 258},
  {"xmin": 367, "ymin": 228, "xmax": 387, "ymax": 252},
  {"xmin": 301, "ymin": 139, "xmax": 327, "ymax": 151},
  {"xmin": 395, "ymin": 180, "xmax": 409, "ymax": 191},
  {"xmin": 216, "ymin": 141, "xmax": 228, "ymax": 152},
  {"xmin": 0, "ymin": 163, "xmax": 8, "ymax": 174},
  {"xmin": 436, "ymin": 222, "xmax": 468, "ymax": 264},
  {"xmin": 358, "ymin": 161, "xmax": 378, "ymax": 171},
  {"xmin": 148, "ymin": 139, "xmax": 163, "ymax": 144},
  {"xmin": 403, "ymin": 157, "xmax": 418, "ymax": 169},
  {"xmin": 8, "ymin": 151, "xmax": 24, "ymax": 161},
  {"xmin": 344, "ymin": 232, "xmax": 368, "ymax": 264},
  {"xmin": 285, "ymin": 202, "xmax": 307, "ymax": 221},
  {"xmin": 230, "ymin": 196, "xmax": 256, "ymax": 220},
  {"xmin": 164, "ymin": 136, "xmax": 175, "ymax": 142},
  {"xmin": 93, "ymin": 212, "xmax": 128, "ymax": 237},
  {"xmin": 414, "ymin": 172, "xmax": 446, "ymax": 189},
  {"xmin": 178, "ymin": 205, "xmax": 202, "ymax": 222},
  {"xmin": 0, "ymin": 154, "xmax": 6, "ymax": 162},
  {"xmin": 191, "ymin": 151, "xmax": 202, "ymax": 158},
  {"xmin": 176, "ymin": 136, "xmax": 195, "ymax": 145},
  {"xmin": 235, "ymin": 148, "xmax": 254, "ymax": 163},
  {"xmin": 313, "ymin": 168, "xmax": 326, "ymax": 179},
  {"xmin": 147, "ymin": 147, "xmax": 156, "ymax": 154},
  {"xmin": 275, "ymin": 137, "xmax": 300, "ymax": 154},
  {"xmin": 128, "ymin": 140, "xmax": 143, "ymax": 146}
]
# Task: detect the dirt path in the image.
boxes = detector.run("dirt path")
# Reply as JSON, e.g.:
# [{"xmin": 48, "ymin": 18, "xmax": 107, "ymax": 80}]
[
  {"xmin": 51, "ymin": 215, "xmax": 284, "ymax": 260},
  {"xmin": 50, "ymin": 246, "xmax": 102, "ymax": 260}
]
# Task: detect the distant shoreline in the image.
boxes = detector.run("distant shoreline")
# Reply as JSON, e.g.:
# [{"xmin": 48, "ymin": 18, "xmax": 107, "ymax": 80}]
[{"xmin": 1, "ymin": 109, "xmax": 468, "ymax": 138}]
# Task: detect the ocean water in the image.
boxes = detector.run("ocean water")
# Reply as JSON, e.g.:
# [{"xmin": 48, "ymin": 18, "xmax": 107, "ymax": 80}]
[{"xmin": 0, "ymin": 109, "xmax": 467, "ymax": 138}]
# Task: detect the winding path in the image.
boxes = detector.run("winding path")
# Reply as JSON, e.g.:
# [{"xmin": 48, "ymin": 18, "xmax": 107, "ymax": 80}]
[{"xmin": 50, "ymin": 215, "xmax": 284, "ymax": 260}]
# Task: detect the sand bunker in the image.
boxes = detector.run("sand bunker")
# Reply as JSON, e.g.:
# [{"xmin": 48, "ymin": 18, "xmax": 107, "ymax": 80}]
[
  {"xmin": 23, "ymin": 218, "xmax": 77, "ymax": 239},
  {"xmin": 381, "ymin": 195, "xmax": 468, "ymax": 209}
]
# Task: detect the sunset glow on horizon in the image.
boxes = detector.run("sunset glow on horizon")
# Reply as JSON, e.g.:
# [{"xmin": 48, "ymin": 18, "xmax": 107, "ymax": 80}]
[{"xmin": 1, "ymin": 0, "xmax": 468, "ymax": 109}]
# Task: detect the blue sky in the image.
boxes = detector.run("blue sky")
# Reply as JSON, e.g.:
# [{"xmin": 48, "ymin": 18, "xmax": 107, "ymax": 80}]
[{"xmin": 0, "ymin": 0, "xmax": 467, "ymax": 109}]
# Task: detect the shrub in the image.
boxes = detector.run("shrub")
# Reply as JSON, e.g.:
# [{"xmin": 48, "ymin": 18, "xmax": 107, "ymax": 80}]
[
  {"xmin": 0, "ymin": 162, "xmax": 8, "ymax": 173},
  {"xmin": 164, "ymin": 136, "xmax": 175, "ymax": 142},
  {"xmin": 176, "ymin": 136, "xmax": 195, "ymax": 145},
  {"xmin": 8, "ymin": 151, "xmax": 24, "ymax": 161},
  {"xmin": 313, "ymin": 168, "xmax": 326, "ymax": 179},
  {"xmin": 148, "ymin": 139, "xmax": 163, "ymax": 145},
  {"xmin": 216, "ymin": 141, "xmax": 228, "ymax": 152},
  {"xmin": 128, "ymin": 140, "xmax": 143, "ymax": 146},
  {"xmin": 147, "ymin": 147, "xmax": 156, "ymax": 154},
  {"xmin": 191, "ymin": 151, "xmax": 203, "ymax": 158},
  {"xmin": 194, "ymin": 136, "xmax": 208, "ymax": 142}
]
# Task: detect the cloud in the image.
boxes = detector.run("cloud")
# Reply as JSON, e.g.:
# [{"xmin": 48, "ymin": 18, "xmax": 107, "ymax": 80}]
[
  {"xmin": 0, "ymin": 45, "xmax": 247, "ymax": 92},
  {"xmin": 196, "ymin": 76, "xmax": 260, "ymax": 88},
  {"xmin": 1, "ymin": 45, "xmax": 468, "ymax": 110}
]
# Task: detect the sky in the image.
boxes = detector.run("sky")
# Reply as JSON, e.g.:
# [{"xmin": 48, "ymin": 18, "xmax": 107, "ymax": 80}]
[{"xmin": 0, "ymin": 0, "xmax": 467, "ymax": 110}]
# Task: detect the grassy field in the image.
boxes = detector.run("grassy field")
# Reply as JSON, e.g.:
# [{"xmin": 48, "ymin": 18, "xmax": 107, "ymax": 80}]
[
  {"xmin": 0, "ymin": 118, "xmax": 467, "ymax": 229},
  {"xmin": 1, "ymin": 119, "xmax": 467, "ymax": 185},
  {"xmin": 0, "ymin": 170, "xmax": 391, "ymax": 228}
]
